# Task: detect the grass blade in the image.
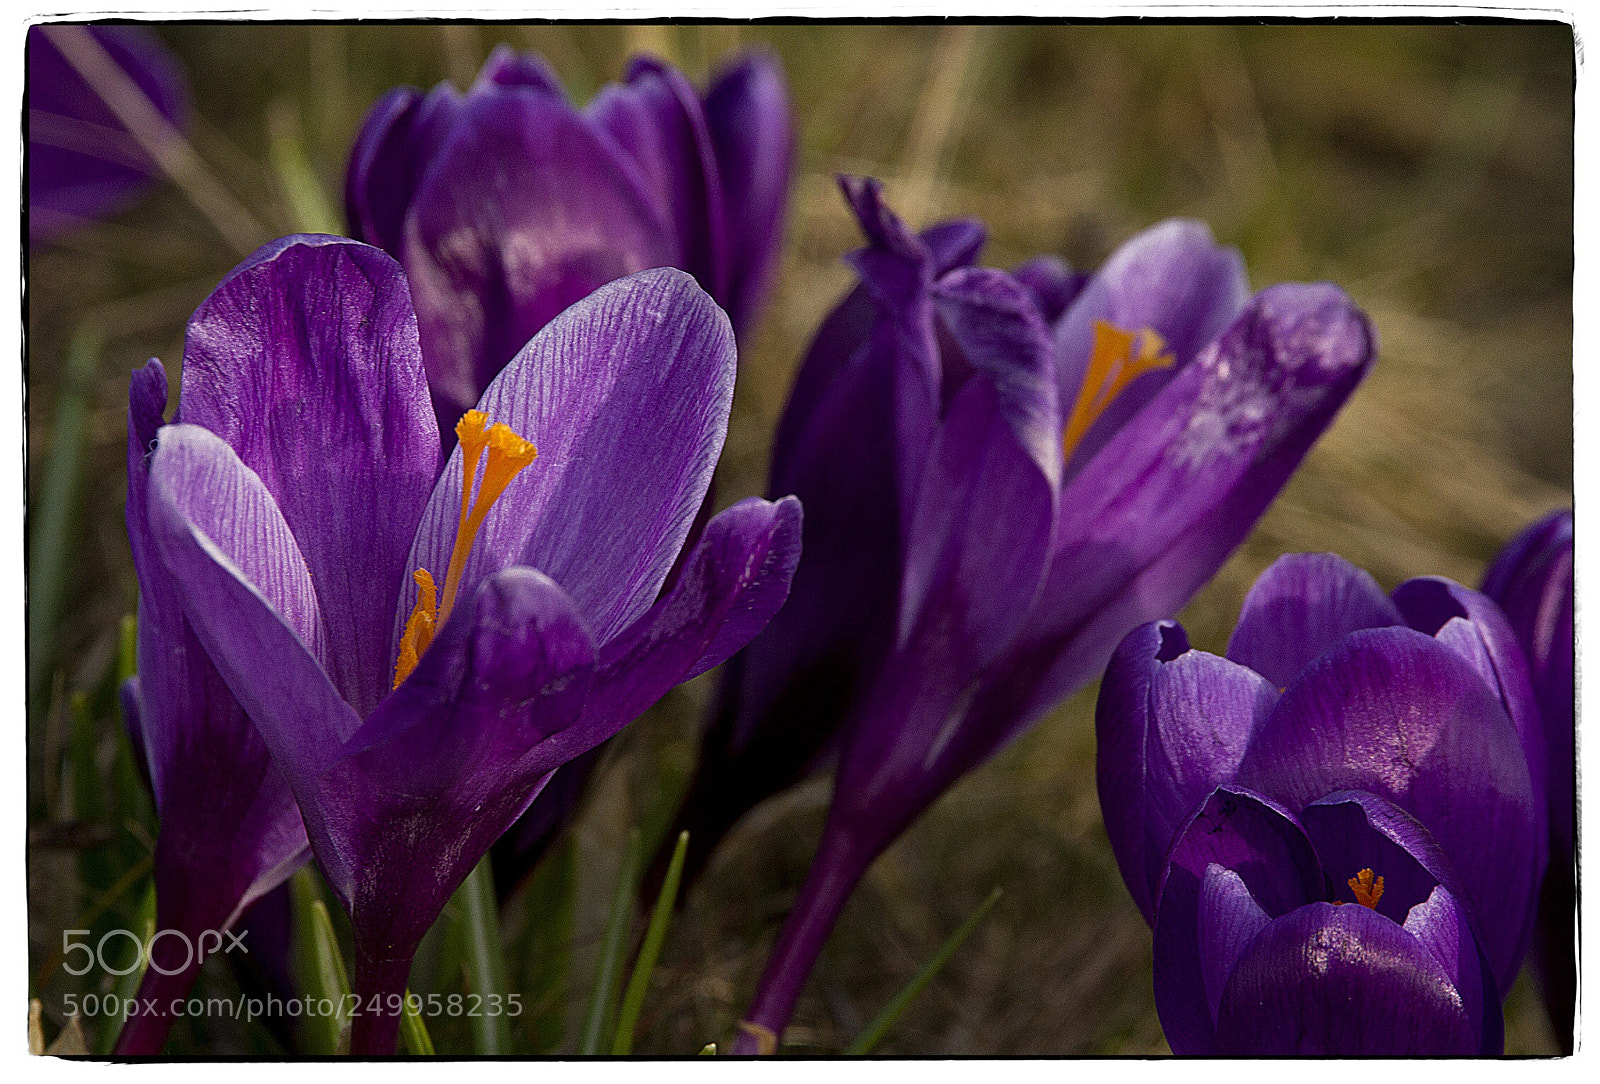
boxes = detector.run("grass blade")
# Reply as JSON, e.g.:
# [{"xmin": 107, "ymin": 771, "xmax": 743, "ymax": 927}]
[
  {"xmin": 399, "ymin": 991, "xmax": 435, "ymax": 1056},
  {"xmin": 611, "ymin": 830, "xmax": 688, "ymax": 1054},
  {"xmin": 843, "ymin": 887, "xmax": 1002, "ymax": 1055},
  {"xmin": 290, "ymin": 869, "xmax": 351, "ymax": 1054},
  {"xmin": 578, "ymin": 828, "xmax": 644, "ymax": 1055},
  {"xmin": 454, "ymin": 855, "xmax": 513, "ymax": 1054},
  {"xmin": 100, "ymin": 880, "xmax": 156, "ymax": 1053}
]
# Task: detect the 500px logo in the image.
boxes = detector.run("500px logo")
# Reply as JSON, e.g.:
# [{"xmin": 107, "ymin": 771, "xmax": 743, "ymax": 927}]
[{"xmin": 61, "ymin": 927, "xmax": 248, "ymax": 977}]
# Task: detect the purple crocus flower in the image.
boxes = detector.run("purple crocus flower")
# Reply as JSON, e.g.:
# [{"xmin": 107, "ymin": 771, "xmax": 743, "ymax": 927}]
[
  {"xmin": 27, "ymin": 24, "xmax": 190, "ymax": 244},
  {"xmin": 725, "ymin": 178, "xmax": 1376, "ymax": 1052},
  {"xmin": 345, "ymin": 45, "xmax": 793, "ymax": 432},
  {"xmin": 133, "ymin": 234, "xmax": 801, "ymax": 1054},
  {"xmin": 1097, "ymin": 552, "xmax": 1547, "ymax": 1053},
  {"xmin": 1482, "ymin": 509, "xmax": 1575, "ymax": 1050}
]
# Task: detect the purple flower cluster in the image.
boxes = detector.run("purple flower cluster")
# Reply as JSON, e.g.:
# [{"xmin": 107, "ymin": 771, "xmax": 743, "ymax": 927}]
[{"xmin": 1097, "ymin": 553, "xmax": 1551, "ymax": 1053}]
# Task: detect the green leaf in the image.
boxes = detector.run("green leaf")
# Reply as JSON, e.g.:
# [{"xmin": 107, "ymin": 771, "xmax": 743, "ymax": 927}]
[
  {"xmin": 290, "ymin": 869, "xmax": 351, "ymax": 1054},
  {"xmin": 100, "ymin": 880, "xmax": 156, "ymax": 1053},
  {"xmin": 267, "ymin": 101, "xmax": 342, "ymax": 235},
  {"xmin": 578, "ymin": 828, "xmax": 644, "ymax": 1055},
  {"xmin": 399, "ymin": 990, "xmax": 435, "ymax": 1056},
  {"xmin": 698, "ymin": 1042, "xmax": 717, "ymax": 1055},
  {"xmin": 453, "ymin": 855, "xmax": 513, "ymax": 1054},
  {"xmin": 843, "ymin": 887, "xmax": 1002, "ymax": 1055},
  {"xmin": 611, "ymin": 830, "xmax": 688, "ymax": 1054}
]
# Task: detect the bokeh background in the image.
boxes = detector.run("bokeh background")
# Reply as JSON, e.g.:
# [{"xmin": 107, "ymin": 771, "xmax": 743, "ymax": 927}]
[{"xmin": 26, "ymin": 21, "xmax": 1574, "ymax": 1055}]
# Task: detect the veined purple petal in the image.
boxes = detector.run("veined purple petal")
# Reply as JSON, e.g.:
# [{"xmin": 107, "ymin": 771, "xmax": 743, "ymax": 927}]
[
  {"xmin": 1403, "ymin": 885, "xmax": 1505, "ymax": 1054},
  {"xmin": 401, "ymin": 268, "xmax": 734, "ymax": 649},
  {"xmin": 145, "ymin": 424, "xmax": 361, "ymax": 803},
  {"xmin": 28, "ymin": 25, "xmax": 190, "ymax": 244},
  {"xmin": 1152, "ymin": 786, "xmax": 1323, "ymax": 1055},
  {"xmin": 703, "ymin": 50, "xmax": 794, "ymax": 333},
  {"xmin": 589, "ymin": 56, "xmax": 728, "ymax": 303},
  {"xmin": 1054, "ymin": 219, "xmax": 1250, "ymax": 470},
  {"xmin": 1096, "ymin": 622, "xmax": 1279, "ymax": 923},
  {"xmin": 343, "ymin": 82, "xmax": 465, "ymax": 254},
  {"xmin": 1393, "ymin": 575, "xmax": 1547, "ymax": 838},
  {"xmin": 1213, "ymin": 901, "xmax": 1489, "ymax": 1054},
  {"xmin": 399, "ymin": 89, "xmax": 677, "ymax": 419},
  {"xmin": 1234, "ymin": 626, "xmax": 1542, "ymax": 991},
  {"xmin": 177, "ymin": 235, "xmax": 440, "ymax": 718},
  {"xmin": 1225, "ymin": 552, "xmax": 1403, "ymax": 688},
  {"xmin": 1299, "ymin": 790, "xmax": 1459, "ymax": 924},
  {"xmin": 325, "ymin": 568, "xmax": 595, "ymax": 931},
  {"xmin": 580, "ymin": 496, "xmax": 801, "ymax": 734},
  {"xmin": 981, "ymin": 282, "xmax": 1377, "ymax": 747},
  {"xmin": 1195, "ymin": 864, "xmax": 1271, "ymax": 1033}
]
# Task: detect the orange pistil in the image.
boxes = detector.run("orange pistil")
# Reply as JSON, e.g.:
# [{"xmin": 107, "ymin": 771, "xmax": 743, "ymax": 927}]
[
  {"xmin": 1061, "ymin": 319, "xmax": 1175, "ymax": 463},
  {"xmin": 1345, "ymin": 868, "xmax": 1385, "ymax": 910},
  {"xmin": 391, "ymin": 410, "xmax": 538, "ymax": 689}
]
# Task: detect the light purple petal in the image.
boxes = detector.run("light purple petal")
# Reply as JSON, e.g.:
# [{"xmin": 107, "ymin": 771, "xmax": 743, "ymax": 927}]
[
  {"xmin": 1096, "ymin": 622, "xmax": 1280, "ymax": 923},
  {"xmin": 1213, "ymin": 901, "xmax": 1489, "ymax": 1054},
  {"xmin": 177, "ymin": 235, "xmax": 440, "ymax": 718},
  {"xmin": 399, "ymin": 89, "xmax": 677, "ymax": 418},
  {"xmin": 1403, "ymin": 885, "xmax": 1504, "ymax": 1053},
  {"xmin": 1225, "ymin": 552, "xmax": 1403, "ymax": 688},
  {"xmin": 1053, "ymin": 219, "xmax": 1250, "ymax": 470},
  {"xmin": 1195, "ymin": 864, "xmax": 1270, "ymax": 1032},
  {"xmin": 144, "ymin": 423, "xmax": 361, "ymax": 799},
  {"xmin": 1234, "ymin": 625, "xmax": 1542, "ymax": 991},
  {"xmin": 703, "ymin": 50, "xmax": 794, "ymax": 333},
  {"xmin": 401, "ymin": 268, "xmax": 735, "ymax": 649},
  {"xmin": 343, "ymin": 83, "xmax": 465, "ymax": 253},
  {"xmin": 1151, "ymin": 786, "xmax": 1323, "ymax": 1055}
]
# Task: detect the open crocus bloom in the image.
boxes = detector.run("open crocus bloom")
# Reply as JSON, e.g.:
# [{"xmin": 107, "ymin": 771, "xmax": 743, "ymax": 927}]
[
  {"xmin": 137, "ymin": 235, "xmax": 801, "ymax": 1054},
  {"xmin": 723, "ymin": 179, "xmax": 1376, "ymax": 1052},
  {"xmin": 1097, "ymin": 553, "xmax": 1547, "ymax": 1052},
  {"xmin": 27, "ymin": 24, "xmax": 190, "ymax": 244},
  {"xmin": 1154, "ymin": 786, "xmax": 1502, "ymax": 1054},
  {"xmin": 346, "ymin": 45, "xmax": 793, "ymax": 430},
  {"xmin": 1482, "ymin": 509, "xmax": 1575, "ymax": 1049}
]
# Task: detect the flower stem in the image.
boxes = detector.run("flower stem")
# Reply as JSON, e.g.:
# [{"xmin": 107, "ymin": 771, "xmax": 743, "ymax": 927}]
[
  {"xmin": 729, "ymin": 828, "xmax": 873, "ymax": 1055},
  {"xmin": 348, "ymin": 951, "xmax": 412, "ymax": 1056},
  {"xmin": 111, "ymin": 954, "xmax": 202, "ymax": 1055}
]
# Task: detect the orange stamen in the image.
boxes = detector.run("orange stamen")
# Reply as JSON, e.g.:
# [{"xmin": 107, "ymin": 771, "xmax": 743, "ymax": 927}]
[
  {"xmin": 1061, "ymin": 320, "xmax": 1175, "ymax": 463},
  {"xmin": 1346, "ymin": 868, "xmax": 1385, "ymax": 909},
  {"xmin": 392, "ymin": 411, "xmax": 538, "ymax": 687}
]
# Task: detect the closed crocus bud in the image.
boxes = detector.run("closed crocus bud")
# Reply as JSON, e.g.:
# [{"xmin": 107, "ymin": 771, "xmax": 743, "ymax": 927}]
[
  {"xmin": 345, "ymin": 45, "xmax": 794, "ymax": 432},
  {"xmin": 1097, "ymin": 552, "xmax": 1548, "ymax": 1054},
  {"xmin": 28, "ymin": 24, "xmax": 190, "ymax": 244},
  {"xmin": 1482, "ymin": 509, "xmax": 1574, "ymax": 1050}
]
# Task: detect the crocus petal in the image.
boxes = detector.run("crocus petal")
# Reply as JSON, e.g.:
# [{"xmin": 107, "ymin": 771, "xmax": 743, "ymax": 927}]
[
  {"xmin": 1403, "ymin": 885, "xmax": 1504, "ymax": 1053},
  {"xmin": 1393, "ymin": 575, "xmax": 1547, "ymax": 835},
  {"xmin": 125, "ymin": 368, "xmax": 309, "ymax": 937},
  {"xmin": 400, "ymin": 89, "xmax": 677, "ymax": 417},
  {"xmin": 401, "ymin": 268, "xmax": 735, "ymax": 650},
  {"xmin": 590, "ymin": 56, "xmax": 729, "ymax": 304},
  {"xmin": 322, "ymin": 568, "xmax": 596, "ymax": 941},
  {"xmin": 1234, "ymin": 626, "xmax": 1542, "ymax": 991},
  {"xmin": 27, "ymin": 25, "xmax": 189, "ymax": 243},
  {"xmin": 1151, "ymin": 786, "xmax": 1324, "ymax": 1054},
  {"xmin": 343, "ymin": 83, "xmax": 466, "ymax": 254},
  {"xmin": 1053, "ymin": 219, "xmax": 1250, "ymax": 469},
  {"xmin": 1096, "ymin": 622, "xmax": 1280, "ymax": 922},
  {"xmin": 1213, "ymin": 901, "xmax": 1487, "ymax": 1054},
  {"xmin": 474, "ymin": 44, "xmax": 563, "ymax": 93},
  {"xmin": 1224, "ymin": 552, "xmax": 1403, "ymax": 688},
  {"xmin": 1009, "ymin": 255, "xmax": 1088, "ymax": 325},
  {"xmin": 579, "ymin": 496, "xmax": 802, "ymax": 734},
  {"xmin": 981, "ymin": 282, "xmax": 1377, "ymax": 746},
  {"xmin": 1299, "ymin": 790, "xmax": 1460, "ymax": 924},
  {"xmin": 177, "ymin": 235, "xmax": 440, "ymax": 718},
  {"xmin": 703, "ymin": 50, "xmax": 794, "ymax": 333},
  {"xmin": 145, "ymin": 424, "xmax": 362, "ymax": 799},
  {"xmin": 1195, "ymin": 864, "xmax": 1271, "ymax": 1031}
]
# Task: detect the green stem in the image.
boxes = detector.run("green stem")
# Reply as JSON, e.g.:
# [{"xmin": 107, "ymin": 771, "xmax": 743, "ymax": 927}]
[
  {"xmin": 579, "ymin": 829, "xmax": 644, "ymax": 1054},
  {"xmin": 611, "ymin": 831, "xmax": 688, "ymax": 1054},
  {"xmin": 455, "ymin": 855, "xmax": 512, "ymax": 1054}
]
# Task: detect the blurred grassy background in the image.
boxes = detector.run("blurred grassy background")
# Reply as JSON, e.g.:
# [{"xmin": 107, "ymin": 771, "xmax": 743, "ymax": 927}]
[{"xmin": 26, "ymin": 21, "xmax": 1573, "ymax": 1055}]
